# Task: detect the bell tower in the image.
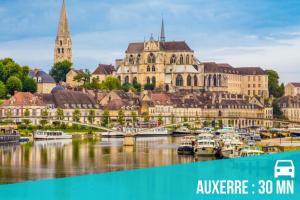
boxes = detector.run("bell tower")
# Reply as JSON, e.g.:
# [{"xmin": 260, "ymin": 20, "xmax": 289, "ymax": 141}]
[{"xmin": 54, "ymin": 0, "xmax": 72, "ymax": 64}]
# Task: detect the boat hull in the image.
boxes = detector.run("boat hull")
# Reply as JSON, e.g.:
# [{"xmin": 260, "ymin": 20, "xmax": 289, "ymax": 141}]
[
  {"xmin": 177, "ymin": 146, "xmax": 194, "ymax": 155},
  {"xmin": 195, "ymin": 147, "xmax": 217, "ymax": 156},
  {"xmin": 33, "ymin": 135, "xmax": 72, "ymax": 140},
  {"xmin": 0, "ymin": 135, "xmax": 20, "ymax": 144}
]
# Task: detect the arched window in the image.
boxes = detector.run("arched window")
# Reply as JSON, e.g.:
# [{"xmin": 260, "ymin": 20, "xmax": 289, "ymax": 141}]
[
  {"xmin": 176, "ymin": 75, "xmax": 183, "ymax": 86},
  {"xmin": 186, "ymin": 55, "xmax": 189, "ymax": 64},
  {"xmin": 133, "ymin": 77, "xmax": 137, "ymax": 84},
  {"xmin": 57, "ymin": 48, "xmax": 60, "ymax": 54},
  {"xmin": 208, "ymin": 74, "xmax": 212, "ymax": 86},
  {"xmin": 147, "ymin": 53, "xmax": 156, "ymax": 64},
  {"xmin": 170, "ymin": 55, "xmax": 176, "ymax": 64},
  {"xmin": 60, "ymin": 40, "xmax": 63, "ymax": 46},
  {"xmin": 194, "ymin": 75, "xmax": 198, "ymax": 86},
  {"xmin": 136, "ymin": 54, "xmax": 141, "ymax": 64},
  {"xmin": 147, "ymin": 65, "xmax": 151, "ymax": 72},
  {"xmin": 61, "ymin": 48, "xmax": 64, "ymax": 53},
  {"xmin": 129, "ymin": 55, "xmax": 134, "ymax": 64},
  {"xmin": 147, "ymin": 77, "xmax": 151, "ymax": 84},
  {"xmin": 152, "ymin": 77, "xmax": 156, "ymax": 86},
  {"xmin": 213, "ymin": 74, "xmax": 217, "ymax": 87},
  {"xmin": 152, "ymin": 66, "xmax": 156, "ymax": 72},
  {"xmin": 179, "ymin": 55, "xmax": 184, "ymax": 64},
  {"xmin": 187, "ymin": 75, "xmax": 192, "ymax": 86},
  {"xmin": 125, "ymin": 76, "xmax": 129, "ymax": 84}
]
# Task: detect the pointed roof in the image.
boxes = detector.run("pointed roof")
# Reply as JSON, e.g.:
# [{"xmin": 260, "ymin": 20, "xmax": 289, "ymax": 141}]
[
  {"xmin": 160, "ymin": 18, "xmax": 165, "ymax": 42},
  {"xmin": 57, "ymin": 0, "xmax": 70, "ymax": 37}
]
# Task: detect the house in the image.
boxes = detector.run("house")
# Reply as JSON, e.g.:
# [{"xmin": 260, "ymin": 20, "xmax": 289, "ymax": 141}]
[
  {"xmin": 29, "ymin": 69, "xmax": 56, "ymax": 94},
  {"xmin": 66, "ymin": 69, "xmax": 84, "ymax": 88},
  {"xmin": 92, "ymin": 64, "xmax": 116, "ymax": 82},
  {"xmin": 285, "ymin": 82, "xmax": 300, "ymax": 96}
]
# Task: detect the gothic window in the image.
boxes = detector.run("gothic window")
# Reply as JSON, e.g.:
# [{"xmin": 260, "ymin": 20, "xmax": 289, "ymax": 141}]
[
  {"xmin": 57, "ymin": 48, "xmax": 60, "ymax": 54},
  {"xmin": 125, "ymin": 76, "xmax": 129, "ymax": 84},
  {"xmin": 136, "ymin": 54, "xmax": 141, "ymax": 64},
  {"xmin": 179, "ymin": 55, "xmax": 184, "ymax": 65},
  {"xmin": 147, "ymin": 77, "xmax": 151, "ymax": 84},
  {"xmin": 152, "ymin": 76, "xmax": 156, "ymax": 86},
  {"xmin": 176, "ymin": 75, "xmax": 183, "ymax": 86},
  {"xmin": 62, "ymin": 48, "xmax": 64, "ymax": 54},
  {"xmin": 213, "ymin": 74, "xmax": 217, "ymax": 87},
  {"xmin": 186, "ymin": 55, "xmax": 190, "ymax": 64},
  {"xmin": 60, "ymin": 40, "xmax": 62, "ymax": 46},
  {"xmin": 187, "ymin": 75, "xmax": 192, "ymax": 86},
  {"xmin": 170, "ymin": 55, "xmax": 176, "ymax": 64},
  {"xmin": 147, "ymin": 66, "xmax": 151, "ymax": 72},
  {"xmin": 152, "ymin": 66, "xmax": 156, "ymax": 72},
  {"xmin": 129, "ymin": 55, "xmax": 134, "ymax": 64},
  {"xmin": 194, "ymin": 75, "xmax": 198, "ymax": 86},
  {"xmin": 147, "ymin": 53, "xmax": 156, "ymax": 64}
]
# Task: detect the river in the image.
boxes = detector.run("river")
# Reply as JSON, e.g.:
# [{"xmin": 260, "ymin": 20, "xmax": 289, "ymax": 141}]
[{"xmin": 0, "ymin": 136, "xmax": 216, "ymax": 184}]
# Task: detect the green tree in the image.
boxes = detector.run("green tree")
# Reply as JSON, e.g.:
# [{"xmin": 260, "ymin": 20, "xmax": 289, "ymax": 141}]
[
  {"xmin": 144, "ymin": 83, "xmax": 155, "ymax": 91},
  {"xmin": 0, "ymin": 81, "xmax": 7, "ymax": 98},
  {"xmin": 118, "ymin": 109, "xmax": 125, "ymax": 126},
  {"xmin": 72, "ymin": 109, "xmax": 81, "ymax": 122},
  {"xmin": 6, "ymin": 109, "xmax": 12, "ymax": 118},
  {"xmin": 102, "ymin": 109, "xmax": 110, "ymax": 127},
  {"xmin": 265, "ymin": 70, "xmax": 284, "ymax": 98},
  {"xmin": 88, "ymin": 109, "xmax": 96, "ymax": 124},
  {"xmin": 49, "ymin": 60, "xmax": 72, "ymax": 83},
  {"xmin": 22, "ymin": 108, "xmax": 31, "ymax": 126},
  {"xmin": 131, "ymin": 111, "xmax": 138, "ymax": 126},
  {"xmin": 143, "ymin": 112, "xmax": 150, "ymax": 123},
  {"xmin": 40, "ymin": 108, "xmax": 49, "ymax": 127},
  {"xmin": 74, "ymin": 69, "xmax": 92, "ymax": 88},
  {"xmin": 89, "ymin": 77, "xmax": 101, "ymax": 90},
  {"xmin": 171, "ymin": 113, "xmax": 175, "ymax": 124},
  {"xmin": 56, "ymin": 108, "xmax": 64, "ymax": 120},
  {"xmin": 132, "ymin": 80, "xmax": 141, "ymax": 92},
  {"xmin": 22, "ymin": 77, "xmax": 37, "ymax": 93},
  {"xmin": 100, "ymin": 76, "xmax": 121, "ymax": 91},
  {"xmin": 6, "ymin": 76, "xmax": 23, "ymax": 95},
  {"xmin": 272, "ymin": 99, "xmax": 285, "ymax": 119},
  {"xmin": 158, "ymin": 114, "xmax": 164, "ymax": 125}
]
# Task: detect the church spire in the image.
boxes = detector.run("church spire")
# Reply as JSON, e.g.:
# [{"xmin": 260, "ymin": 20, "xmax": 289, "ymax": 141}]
[
  {"xmin": 57, "ymin": 0, "xmax": 70, "ymax": 37},
  {"xmin": 160, "ymin": 17, "xmax": 166, "ymax": 42},
  {"xmin": 54, "ymin": 0, "xmax": 72, "ymax": 64}
]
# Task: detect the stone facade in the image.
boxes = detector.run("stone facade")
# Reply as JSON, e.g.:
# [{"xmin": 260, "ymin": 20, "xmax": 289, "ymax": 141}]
[
  {"xmin": 285, "ymin": 82, "xmax": 300, "ymax": 96},
  {"xmin": 279, "ymin": 95, "xmax": 300, "ymax": 122},
  {"xmin": 29, "ymin": 69, "xmax": 56, "ymax": 94},
  {"xmin": 92, "ymin": 64, "xmax": 116, "ymax": 83},
  {"xmin": 54, "ymin": 0, "xmax": 72, "ymax": 64},
  {"xmin": 66, "ymin": 69, "xmax": 84, "ymax": 88}
]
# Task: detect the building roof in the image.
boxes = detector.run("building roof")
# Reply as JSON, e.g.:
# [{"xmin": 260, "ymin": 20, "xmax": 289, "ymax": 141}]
[
  {"xmin": 235, "ymin": 67, "xmax": 266, "ymax": 75},
  {"xmin": 289, "ymin": 82, "xmax": 300, "ymax": 87},
  {"xmin": 1, "ymin": 92, "xmax": 46, "ymax": 107},
  {"xmin": 203, "ymin": 62, "xmax": 266, "ymax": 75},
  {"xmin": 126, "ymin": 41, "xmax": 193, "ymax": 53},
  {"xmin": 29, "ymin": 69, "xmax": 56, "ymax": 83},
  {"xmin": 92, "ymin": 64, "xmax": 115, "ymax": 75}
]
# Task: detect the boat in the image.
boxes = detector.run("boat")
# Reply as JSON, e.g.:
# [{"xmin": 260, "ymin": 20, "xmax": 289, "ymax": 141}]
[
  {"xmin": 288, "ymin": 126, "xmax": 300, "ymax": 137},
  {"xmin": 177, "ymin": 136, "xmax": 196, "ymax": 155},
  {"xmin": 194, "ymin": 133, "xmax": 219, "ymax": 156},
  {"xmin": 136, "ymin": 128, "xmax": 169, "ymax": 137},
  {"xmin": 221, "ymin": 144, "xmax": 239, "ymax": 158},
  {"xmin": 262, "ymin": 145, "xmax": 282, "ymax": 154},
  {"xmin": 101, "ymin": 127, "xmax": 169, "ymax": 138},
  {"xmin": 0, "ymin": 125, "xmax": 20, "ymax": 144},
  {"xmin": 172, "ymin": 127, "xmax": 191, "ymax": 136},
  {"xmin": 240, "ymin": 146, "xmax": 264, "ymax": 157},
  {"xmin": 33, "ymin": 130, "xmax": 72, "ymax": 140},
  {"xmin": 19, "ymin": 137, "xmax": 30, "ymax": 143},
  {"xmin": 195, "ymin": 127, "xmax": 214, "ymax": 134}
]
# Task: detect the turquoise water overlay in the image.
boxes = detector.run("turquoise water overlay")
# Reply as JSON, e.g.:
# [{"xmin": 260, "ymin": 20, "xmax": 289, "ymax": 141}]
[{"xmin": 0, "ymin": 151, "xmax": 299, "ymax": 200}]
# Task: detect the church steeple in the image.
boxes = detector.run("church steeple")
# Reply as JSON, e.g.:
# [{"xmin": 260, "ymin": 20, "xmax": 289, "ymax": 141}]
[
  {"xmin": 160, "ymin": 17, "xmax": 166, "ymax": 42},
  {"xmin": 54, "ymin": 0, "xmax": 72, "ymax": 64}
]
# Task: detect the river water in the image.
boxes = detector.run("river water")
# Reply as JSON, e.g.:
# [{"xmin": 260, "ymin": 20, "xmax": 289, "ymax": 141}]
[{"xmin": 0, "ymin": 136, "xmax": 216, "ymax": 184}]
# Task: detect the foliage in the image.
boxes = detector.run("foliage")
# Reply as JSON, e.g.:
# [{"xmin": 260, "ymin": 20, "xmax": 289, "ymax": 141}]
[
  {"xmin": 5, "ymin": 109, "xmax": 12, "ymax": 118},
  {"xmin": 74, "ymin": 69, "xmax": 91, "ymax": 87},
  {"xmin": 23, "ymin": 77, "xmax": 37, "ymax": 93},
  {"xmin": 100, "ymin": 76, "xmax": 121, "ymax": 91},
  {"xmin": 49, "ymin": 60, "xmax": 72, "ymax": 83},
  {"xmin": 88, "ymin": 109, "xmax": 96, "ymax": 124},
  {"xmin": 6, "ymin": 76, "xmax": 23, "ymax": 95},
  {"xmin": 102, "ymin": 109, "xmax": 110, "ymax": 127},
  {"xmin": 121, "ymin": 80, "xmax": 141, "ymax": 92},
  {"xmin": 144, "ymin": 83, "xmax": 155, "ymax": 91},
  {"xmin": 89, "ymin": 77, "xmax": 101, "ymax": 90},
  {"xmin": 40, "ymin": 108, "xmax": 49, "ymax": 127},
  {"xmin": 0, "ymin": 81, "xmax": 7, "ymax": 98},
  {"xmin": 158, "ymin": 114, "xmax": 164, "ymax": 125},
  {"xmin": 22, "ymin": 108, "xmax": 31, "ymax": 125},
  {"xmin": 265, "ymin": 70, "xmax": 284, "ymax": 98},
  {"xmin": 143, "ymin": 112, "xmax": 150, "ymax": 122},
  {"xmin": 218, "ymin": 120, "xmax": 223, "ymax": 129},
  {"xmin": 72, "ymin": 109, "xmax": 81, "ymax": 122},
  {"xmin": 131, "ymin": 111, "xmax": 138, "ymax": 126},
  {"xmin": 56, "ymin": 108, "xmax": 64, "ymax": 120},
  {"xmin": 272, "ymin": 99, "xmax": 285, "ymax": 119},
  {"xmin": 117, "ymin": 109, "xmax": 125, "ymax": 126}
]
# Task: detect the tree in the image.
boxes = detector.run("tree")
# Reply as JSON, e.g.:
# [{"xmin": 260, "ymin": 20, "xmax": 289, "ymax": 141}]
[
  {"xmin": 22, "ymin": 108, "xmax": 31, "ymax": 126},
  {"xmin": 23, "ymin": 77, "xmax": 37, "ymax": 93},
  {"xmin": 40, "ymin": 108, "xmax": 49, "ymax": 127},
  {"xmin": 272, "ymin": 99, "xmax": 285, "ymax": 119},
  {"xmin": 6, "ymin": 109, "xmax": 12, "ymax": 118},
  {"xmin": 74, "ymin": 69, "xmax": 92, "ymax": 88},
  {"xmin": 72, "ymin": 109, "xmax": 81, "ymax": 122},
  {"xmin": 49, "ymin": 60, "xmax": 72, "ymax": 83},
  {"xmin": 143, "ymin": 112, "xmax": 150, "ymax": 122},
  {"xmin": 131, "ymin": 111, "xmax": 138, "ymax": 126},
  {"xmin": 56, "ymin": 108, "xmax": 64, "ymax": 120},
  {"xmin": 265, "ymin": 70, "xmax": 284, "ymax": 98},
  {"xmin": 6, "ymin": 76, "xmax": 22, "ymax": 95},
  {"xmin": 144, "ymin": 83, "xmax": 155, "ymax": 90},
  {"xmin": 100, "ymin": 76, "xmax": 121, "ymax": 91},
  {"xmin": 89, "ymin": 77, "xmax": 101, "ymax": 90},
  {"xmin": 0, "ymin": 81, "xmax": 7, "ymax": 98},
  {"xmin": 102, "ymin": 109, "xmax": 110, "ymax": 127},
  {"xmin": 117, "ymin": 109, "xmax": 125, "ymax": 126},
  {"xmin": 158, "ymin": 114, "xmax": 163, "ymax": 125},
  {"xmin": 88, "ymin": 109, "xmax": 96, "ymax": 124},
  {"xmin": 132, "ymin": 80, "xmax": 141, "ymax": 92}
]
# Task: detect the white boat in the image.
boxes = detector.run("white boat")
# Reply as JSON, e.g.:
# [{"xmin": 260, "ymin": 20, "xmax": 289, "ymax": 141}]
[
  {"xmin": 177, "ymin": 136, "xmax": 196, "ymax": 155},
  {"xmin": 240, "ymin": 146, "xmax": 264, "ymax": 157},
  {"xmin": 172, "ymin": 127, "xmax": 191, "ymax": 135},
  {"xmin": 101, "ymin": 127, "xmax": 169, "ymax": 138},
  {"xmin": 221, "ymin": 144, "xmax": 239, "ymax": 158},
  {"xmin": 33, "ymin": 130, "xmax": 72, "ymax": 140},
  {"xmin": 136, "ymin": 128, "xmax": 169, "ymax": 136},
  {"xmin": 194, "ymin": 133, "xmax": 219, "ymax": 156},
  {"xmin": 195, "ymin": 127, "xmax": 214, "ymax": 134},
  {"xmin": 288, "ymin": 126, "xmax": 300, "ymax": 137}
]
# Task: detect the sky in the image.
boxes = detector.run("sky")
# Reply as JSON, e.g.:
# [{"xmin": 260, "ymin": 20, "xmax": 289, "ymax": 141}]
[{"xmin": 1, "ymin": 0, "xmax": 300, "ymax": 82}]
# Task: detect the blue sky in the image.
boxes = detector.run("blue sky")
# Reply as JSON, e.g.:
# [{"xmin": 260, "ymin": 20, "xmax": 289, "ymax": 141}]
[{"xmin": 1, "ymin": 0, "xmax": 300, "ymax": 82}]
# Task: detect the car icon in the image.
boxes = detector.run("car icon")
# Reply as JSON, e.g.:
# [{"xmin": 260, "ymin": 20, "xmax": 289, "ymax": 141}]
[{"xmin": 274, "ymin": 160, "xmax": 295, "ymax": 178}]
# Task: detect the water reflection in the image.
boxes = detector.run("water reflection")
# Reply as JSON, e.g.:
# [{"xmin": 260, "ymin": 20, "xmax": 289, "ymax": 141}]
[{"xmin": 0, "ymin": 136, "xmax": 215, "ymax": 184}]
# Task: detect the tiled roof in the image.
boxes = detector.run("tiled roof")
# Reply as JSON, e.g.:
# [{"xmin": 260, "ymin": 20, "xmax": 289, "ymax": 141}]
[
  {"xmin": 92, "ymin": 64, "xmax": 115, "ymax": 75},
  {"xmin": 126, "ymin": 41, "xmax": 193, "ymax": 53},
  {"xmin": 29, "ymin": 69, "xmax": 55, "ymax": 83},
  {"xmin": 1, "ymin": 92, "xmax": 46, "ymax": 107},
  {"xmin": 235, "ymin": 67, "xmax": 266, "ymax": 75},
  {"xmin": 203, "ymin": 62, "xmax": 266, "ymax": 75},
  {"xmin": 290, "ymin": 82, "xmax": 300, "ymax": 87}
]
